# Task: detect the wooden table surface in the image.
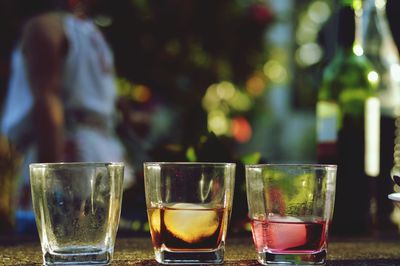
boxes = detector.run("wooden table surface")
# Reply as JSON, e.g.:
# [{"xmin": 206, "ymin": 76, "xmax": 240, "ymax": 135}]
[{"xmin": 2, "ymin": 235, "xmax": 400, "ymax": 265}]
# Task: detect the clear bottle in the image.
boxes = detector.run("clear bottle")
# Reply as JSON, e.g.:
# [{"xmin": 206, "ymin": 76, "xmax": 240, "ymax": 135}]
[
  {"xmin": 362, "ymin": 0, "xmax": 399, "ymax": 233},
  {"xmin": 317, "ymin": 1, "xmax": 380, "ymax": 236}
]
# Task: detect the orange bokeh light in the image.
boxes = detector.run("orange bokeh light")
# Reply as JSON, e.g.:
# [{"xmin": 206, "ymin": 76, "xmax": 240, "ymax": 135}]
[
  {"xmin": 132, "ymin": 85, "xmax": 152, "ymax": 103},
  {"xmin": 246, "ymin": 73, "xmax": 266, "ymax": 96}
]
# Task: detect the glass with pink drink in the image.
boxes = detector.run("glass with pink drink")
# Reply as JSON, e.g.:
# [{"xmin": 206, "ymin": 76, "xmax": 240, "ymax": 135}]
[{"xmin": 245, "ymin": 164, "xmax": 336, "ymax": 265}]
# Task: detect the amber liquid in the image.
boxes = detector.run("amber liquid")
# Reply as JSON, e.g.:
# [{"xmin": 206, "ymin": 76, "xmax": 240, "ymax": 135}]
[{"xmin": 147, "ymin": 203, "xmax": 225, "ymax": 251}]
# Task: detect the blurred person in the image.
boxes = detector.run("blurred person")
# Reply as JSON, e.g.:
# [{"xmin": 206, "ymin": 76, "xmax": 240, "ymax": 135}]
[{"xmin": 1, "ymin": 0, "xmax": 134, "ymax": 233}]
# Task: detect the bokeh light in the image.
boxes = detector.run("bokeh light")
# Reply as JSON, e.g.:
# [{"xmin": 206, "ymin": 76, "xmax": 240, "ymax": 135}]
[
  {"xmin": 229, "ymin": 90, "xmax": 252, "ymax": 111},
  {"xmin": 202, "ymin": 80, "xmax": 256, "ymax": 138},
  {"xmin": 202, "ymin": 84, "xmax": 220, "ymax": 112},
  {"xmin": 294, "ymin": 0, "xmax": 332, "ymax": 70},
  {"xmin": 263, "ymin": 60, "xmax": 288, "ymax": 83},
  {"xmin": 216, "ymin": 81, "xmax": 236, "ymax": 100},
  {"xmin": 308, "ymin": 1, "xmax": 331, "ymax": 24},
  {"xmin": 208, "ymin": 110, "xmax": 230, "ymax": 136},
  {"xmin": 131, "ymin": 85, "xmax": 152, "ymax": 103},
  {"xmin": 295, "ymin": 42, "xmax": 323, "ymax": 67},
  {"xmin": 116, "ymin": 78, "xmax": 152, "ymax": 103},
  {"xmin": 231, "ymin": 116, "xmax": 252, "ymax": 143},
  {"xmin": 246, "ymin": 73, "xmax": 266, "ymax": 96},
  {"xmin": 367, "ymin": 70, "xmax": 379, "ymax": 85},
  {"xmin": 296, "ymin": 15, "xmax": 319, "ymax": 45},
  {"xmin": 353, "ymin": 44, "xmax": 364, "ymax": 56}
]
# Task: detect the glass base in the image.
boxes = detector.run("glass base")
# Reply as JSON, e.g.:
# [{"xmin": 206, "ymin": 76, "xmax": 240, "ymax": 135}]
[
  {"xmin": 257, "ymin": 249, "xmax": 327, "ymax": 265},
  {"xmin": 44, "ymin": 248, "xmax": 111, "ymax": 265},
  {"xmin": 154, "ymin": 247, "xmax": 224, "ymax": 265}
]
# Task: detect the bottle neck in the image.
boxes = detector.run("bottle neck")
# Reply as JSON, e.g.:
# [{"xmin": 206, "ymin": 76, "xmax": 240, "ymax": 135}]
[{"xmin": 337, "ymin": 5, "xmax": 356, "ymax": 51}]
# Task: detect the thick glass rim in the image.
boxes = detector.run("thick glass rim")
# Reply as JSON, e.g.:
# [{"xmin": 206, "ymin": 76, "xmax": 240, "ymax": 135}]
[
  {"xmin": 144, "ymin": 162, "xmax": 235, "ymax": 167},
  {"xmin": 30, "ymin": 162, "xmax": 124, "ymax": 168},
  {"xmin": 245, "ymin": 163, "xmax": 337, "ymax": 170}
]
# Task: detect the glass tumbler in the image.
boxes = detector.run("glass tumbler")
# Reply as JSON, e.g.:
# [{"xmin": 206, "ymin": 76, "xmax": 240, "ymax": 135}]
[
  {"xmin": 246, "ymin": 164, "xmax": 336, "ymax": 265},
  {"xmin": 30, "ymin": 162, "xmax": 124, "ymax": 265},
  {"xmin": 144, "ymin": 162, "xmax": 235, "ymax": 264}
]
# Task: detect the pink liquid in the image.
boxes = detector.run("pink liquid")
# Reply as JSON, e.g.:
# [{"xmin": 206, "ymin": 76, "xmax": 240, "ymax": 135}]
[{"xmin": 251, "ymin": 217, "xmax": 327, "ymax": 254}]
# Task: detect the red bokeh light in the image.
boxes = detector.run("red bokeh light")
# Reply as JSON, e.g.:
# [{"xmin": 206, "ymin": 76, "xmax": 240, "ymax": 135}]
[{"xmin": 231, "ymin": 116, "xmax": 252, "ymax": 143}]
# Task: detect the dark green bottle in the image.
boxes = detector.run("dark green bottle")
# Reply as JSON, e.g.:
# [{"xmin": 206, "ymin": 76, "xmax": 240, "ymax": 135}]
[
  {"xmin": 317, "ymin": 2, "xmax": 380, "ymax": 236},
  {"xmin": 362, "ymin": 0, "xmax": 399, "ymax": 234}
]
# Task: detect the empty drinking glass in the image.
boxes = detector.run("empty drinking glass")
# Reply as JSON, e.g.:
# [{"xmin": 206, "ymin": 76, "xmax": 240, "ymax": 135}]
[{"xmin": 30, "ymin": 162, "xmax": 124, "ymax": 265}]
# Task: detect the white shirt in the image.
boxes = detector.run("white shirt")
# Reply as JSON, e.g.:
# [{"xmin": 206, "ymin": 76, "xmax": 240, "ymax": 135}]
[{"xmin": 1, "ymin": 14, "xmax": 133, "ymax": 189}]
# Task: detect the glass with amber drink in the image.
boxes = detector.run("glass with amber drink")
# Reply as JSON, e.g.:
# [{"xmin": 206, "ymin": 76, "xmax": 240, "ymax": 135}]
[{"xmin": 144, "ymin": 162, "xmax": 235, "ymax": 264}]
